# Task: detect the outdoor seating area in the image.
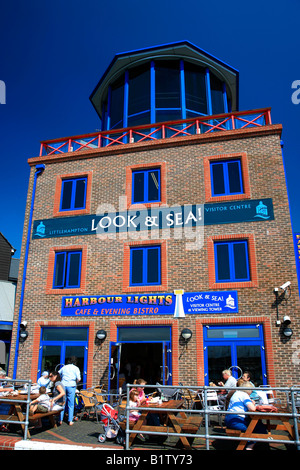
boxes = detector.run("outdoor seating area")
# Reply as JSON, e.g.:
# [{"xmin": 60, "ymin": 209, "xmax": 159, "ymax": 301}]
[{"xmin": 1, "ymin": 381, "xmax": 300, "ymax": 450}]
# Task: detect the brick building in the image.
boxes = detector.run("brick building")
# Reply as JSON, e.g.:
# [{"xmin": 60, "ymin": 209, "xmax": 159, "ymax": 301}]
[{"xmin": 9, "ymin": 41, "xmax": 299, "ymax": 390}]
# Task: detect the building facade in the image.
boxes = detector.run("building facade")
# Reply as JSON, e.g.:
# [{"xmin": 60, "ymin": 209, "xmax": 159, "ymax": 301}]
[
  {"xmin": 0, "ymin": 232, "xmax": 19, "ymax": 371},
  {"xmin": 9, "ymin": 42, "xmax": 299, "ymax": 390}
]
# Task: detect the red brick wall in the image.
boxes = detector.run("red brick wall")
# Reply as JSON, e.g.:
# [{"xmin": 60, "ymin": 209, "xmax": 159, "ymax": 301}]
[{"xmin": 9, "ymin": 125, "xmax": 300, "ymax": 388}]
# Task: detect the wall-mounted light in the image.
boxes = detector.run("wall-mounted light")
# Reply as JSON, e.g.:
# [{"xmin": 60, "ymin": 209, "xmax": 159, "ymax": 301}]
[
  {"xmin": 96, "ymin": 329, "xmax": 107, "ymax": 342},
  {"xmin": 19, "ymin": 327, "xmax": 28, "ymax": 343},
  {"xmin": 282, "ymin": 316, "xmax": 293, "ymax": 338},
  {"xmin": 181, "ymin": 328, "xmax": 192, "ymax": 349},
  {"xmin": 282, "ymin": 327, "xmax": 293, "ymax": 338}
]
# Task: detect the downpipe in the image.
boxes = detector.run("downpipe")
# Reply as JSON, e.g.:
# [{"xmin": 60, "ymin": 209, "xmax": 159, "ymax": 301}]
[{"xmin": 13, "ymin": 164, "xmax": 45, "ymax": 379}]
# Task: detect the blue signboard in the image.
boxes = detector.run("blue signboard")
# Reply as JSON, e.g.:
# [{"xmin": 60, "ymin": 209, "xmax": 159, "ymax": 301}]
[
  {"xmin": 33, "ymin": 199, "xmax": 274, "ymax": 240},
  {"xmin": 61, "ymin": 291, "xmax": 238, "ymax": 317},
  {"xmin": 183, "ymin": 291, "xmax": 238, "ymax": 314}
]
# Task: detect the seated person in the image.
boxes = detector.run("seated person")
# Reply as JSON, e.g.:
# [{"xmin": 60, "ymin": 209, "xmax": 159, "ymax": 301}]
[
  {"xmin": 225, "ymin": 381, "xmax": 267, "ymax": 450},
  {"xmin": 218, "ymin": 369, "xmax": 237, "ymax": 407},
  {"xmin": 29, "ymin": 386, "xmax": 51, "ymax": 415},
  {"xmin": 37, "ymin": 371, "xmax": 50, "ymax": 389}
]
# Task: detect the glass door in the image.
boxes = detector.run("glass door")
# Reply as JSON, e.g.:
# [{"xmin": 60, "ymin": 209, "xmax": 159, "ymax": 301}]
[
  {"xmin": 203, "ymin": 325, "xmax": 267, "ymax": 385},
  {"xmin": 38, "ymin": 328, "xmax": 88, "ymax": 388},
  {"xmin": 161, "ymin": 341, "xmax": 172, "ymax": 385},
  {"xmin": 108, "ymin": 342, "xmax": 121, "ymax": 393}
]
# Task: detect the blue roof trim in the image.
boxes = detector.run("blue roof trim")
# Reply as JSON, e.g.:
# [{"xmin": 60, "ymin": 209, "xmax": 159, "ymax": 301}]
[{"xmin": 89, "ymin": 40, "xmax": 239, "ymax": 105}]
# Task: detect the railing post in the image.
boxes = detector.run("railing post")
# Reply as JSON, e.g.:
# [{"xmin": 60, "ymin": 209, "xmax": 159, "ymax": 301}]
[
  {"xmin": 231, "ymin": 114, "xmax": 235, "ymax": 130},
  {"xmin": 291, "ymin": 388, "xmax": 300, "ymax": 450}
]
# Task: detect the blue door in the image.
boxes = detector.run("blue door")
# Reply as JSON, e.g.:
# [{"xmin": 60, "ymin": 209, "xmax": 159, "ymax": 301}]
[
  {"xmin": 203, "ymin": 324, "xmax": 267, "ymax": 386},
  {"xmin": 38, "ymin": 327, "xmax": 88, "ymax": 388}
]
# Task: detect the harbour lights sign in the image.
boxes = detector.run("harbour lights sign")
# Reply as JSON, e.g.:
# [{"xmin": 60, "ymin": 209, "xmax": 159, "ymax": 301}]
[{"xmin": 61, "ymin": 291, "xmax": 238, "ymax": 317}]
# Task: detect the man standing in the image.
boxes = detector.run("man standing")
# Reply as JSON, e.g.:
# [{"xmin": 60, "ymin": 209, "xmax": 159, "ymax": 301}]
[{"xmin": 59, "ymin": 357, "xmax": 81, "ymax": 425}]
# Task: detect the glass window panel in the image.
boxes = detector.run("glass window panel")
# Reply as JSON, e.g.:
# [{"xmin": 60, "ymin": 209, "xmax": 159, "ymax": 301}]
[
  {"xmin": 41, "ymin": 345, "xmax": 61, "ymax": 373},
  {"xmin": 233, "ymin": 242, "xmax": 249, "ymax": 280},
  {"xmin": 236, "ymin": 345, "xmax": 263, "ymax": 385},
  {"xmin": 207, "ymin": 328, "xmax": 260, "ymax": 339},
  {"xmin": 211, "ymin": 163, "xmax": 225, "ymax": 195},
  {"xmin": 61, "ymin": 181, "xmax": 73, "ymax": 210},
  {"xmin": 148, "ymin": 170, "xmax": 159, "ymax": 201},
  {"xmin": 67, "ymin": 252, "xmax": 81, "ymax": 287},
  {"xmin": 128, "ymin": 65, "xmax": 150, "ymax": 116},
  {"xmin": 118, "ymin": 327, "xmax": 170, "ymax": 342},
  {"xmin": 131, "ymin": 248, "xmax": 144, "ymax": 285},
  {"xmin": 147, "ymin": 247, "xmax": 159, "ymax": 284},
  {"xmin": 42, "ymin": 328, "xmax": 88, "ymax": 341},
  {"xmin": 216, "ymin": 244, "xmax": 230, "ymax": 281},
  {"xmin": 53, "ymin": 253, "xmax": 66, "ymax": 288},
  {"xmin": 207, "ymin": 345, "xmax": 231, "ymax": 384},
  {"xmin": 156, "ymin": 109, "xmax": 182, "ymax": 124},
  {"xmin": 110, "ymin": 78, "xmax": 124, "ymax": 129},
  {"xmin": 128, "ymin": 111, "xmax": 150, "ymax": 128},
  {"xmin": 74, "ymin": 179, "xmax": 86, "ymax": 209},
  {"xmin": 185, "ymin": 62, "xmax": 207, "ymax": 114},
  {"xmin": 210, "ymin": 74, "xmax": 224, "ymax": 115},
  {"xmin": 156, "ymin": 61, "xmax": 180, "ymax": 109},
  {"xmin": 133, "ymin": 172, "xmax": 145, "ymax": 203},
  {"xmin": 228, "ymin": 161, "xmax": 242, "ymax": 194}
]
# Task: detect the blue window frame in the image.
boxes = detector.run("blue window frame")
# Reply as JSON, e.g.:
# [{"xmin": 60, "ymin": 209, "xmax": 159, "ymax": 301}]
[
  {"xmin": 210, "ymin": 159, "xmax": 243, "ymax": 196},
  {"xmin": 60, "ymin": 177, "xmax": 87, "ymax": 211},
  {"xmin": 130, "ymin": 245, "xmax": 161, "ymax": 286},
  {"xmin": 214, "ymin": 240, "xmax": 250, "ymax": 283},
  {"xmin": 53, "ymin": 251, "xmax": 82, "ymax": 289},
  {"xmin": 132, "ymin": 168, "xmax": 160, "ymax": 204},
  {"xmin": 203, "ymin": 324, "xmax": 267, "ymax": 386}
]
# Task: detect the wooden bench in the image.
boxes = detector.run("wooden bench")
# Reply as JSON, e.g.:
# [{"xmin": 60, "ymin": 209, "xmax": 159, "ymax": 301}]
[{"xmin": 28, "ymin": 410, "xmax": 61, "ymax": 428}]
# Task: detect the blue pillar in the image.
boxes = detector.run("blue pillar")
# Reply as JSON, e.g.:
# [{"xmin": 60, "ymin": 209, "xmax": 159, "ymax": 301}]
[
  {"xmin": 180, "ymin": 60, "xmax": 186, "ymax": 120},
  {"xmin": 205, "ymin": 68, "xmax": 212, "ymax": 115},
  {"xmin": 150, "ymin": 60, "xmax": 155, "ymax": 124}
]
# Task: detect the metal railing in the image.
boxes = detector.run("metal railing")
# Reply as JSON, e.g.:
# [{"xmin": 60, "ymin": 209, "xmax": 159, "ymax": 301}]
[
  {"xmin": 0, "ymin": 379, "xmax": 33, "ymax": 441},
  {"xmin": 123, "ymin": 384, "xmax": 300, "ymax": 450},
  {"xmin": 39, "ymin": 108, "xmax": 272, "ymax": 157}
]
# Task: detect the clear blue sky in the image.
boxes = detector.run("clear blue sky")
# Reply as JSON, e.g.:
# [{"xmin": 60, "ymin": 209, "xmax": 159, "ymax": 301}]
[{"xmin": 0, "ymin": 0, "xmax": 299, "ymax": 256}]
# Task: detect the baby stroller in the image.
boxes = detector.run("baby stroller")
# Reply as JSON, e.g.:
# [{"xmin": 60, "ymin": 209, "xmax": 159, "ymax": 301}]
[{"xmin": 98, "ymin": 403, "xmax": 125, "ymax": 445}]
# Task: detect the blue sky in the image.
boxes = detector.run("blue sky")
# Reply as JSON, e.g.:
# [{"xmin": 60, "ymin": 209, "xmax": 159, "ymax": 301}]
[{"xmin": 0, "ymin": 0, "xmax": 299, "ymax": 256}]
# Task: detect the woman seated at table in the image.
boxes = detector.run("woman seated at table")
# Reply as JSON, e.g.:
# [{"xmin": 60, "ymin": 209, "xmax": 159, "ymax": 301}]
[{"xmin": 225, "ymin": 380, "xmax": 267, "ymax": 450}]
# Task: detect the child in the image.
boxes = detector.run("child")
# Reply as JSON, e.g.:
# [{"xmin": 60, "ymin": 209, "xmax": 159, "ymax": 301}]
[
  {"xmin": 128, "ymin": 390, "xmax": 146, "ymax": 441},
  {"xmin": 129, "ymin": 390, "xmax": 140, "ymax": 422},
  {"xmin": 29, "ymin": 386, "xmax": 51, "ymax": 416}
]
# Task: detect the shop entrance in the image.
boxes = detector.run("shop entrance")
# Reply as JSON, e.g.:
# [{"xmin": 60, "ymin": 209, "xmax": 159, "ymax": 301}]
[{"xmin": 108, "ymin": 326, "xmax": 172, "ymax": 393}]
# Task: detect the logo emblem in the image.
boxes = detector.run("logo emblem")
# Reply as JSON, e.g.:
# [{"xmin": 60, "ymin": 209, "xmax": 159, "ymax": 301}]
[
  {"xmin": 254, "ymin": 201, "xmax": 270, "ymax": 219},
  {"xmin": 35, "ymin": 221, "xmax": 46, "ymax": 237}
]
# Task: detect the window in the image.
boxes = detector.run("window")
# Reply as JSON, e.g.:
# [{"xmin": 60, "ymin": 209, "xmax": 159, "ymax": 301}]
[
  {"xmin": 60, "ymin": 177, "xmax": 87, "ymax": 211},
  {"xmin": 130, "ymin": 245, "xmax": 161, "ymax": 286},
  {"xmin": 53, "ymin": 251, "xmax": 82, "ymax": 289},
  {"xmin": 214, "ymin": 240, "xmax": 250, "ymax": 283},
  {"xmin": 210, "ymin": 159, "xmax": 243, "ymax": 197},
  {"xmin": 132, "ymin": 168, "xmax": 160, "ymax": 204}
]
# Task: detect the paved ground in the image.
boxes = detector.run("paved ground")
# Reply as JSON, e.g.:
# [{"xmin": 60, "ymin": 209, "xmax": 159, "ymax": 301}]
[{"xmin": 0, "ymin": 415, "xmax": 295, "ymax": 451}]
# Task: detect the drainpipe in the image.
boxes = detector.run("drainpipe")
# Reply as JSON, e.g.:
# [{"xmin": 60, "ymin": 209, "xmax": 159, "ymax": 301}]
[{"xmin": 13, "ymin": 163, "xmax": 45, "ymax": 379}]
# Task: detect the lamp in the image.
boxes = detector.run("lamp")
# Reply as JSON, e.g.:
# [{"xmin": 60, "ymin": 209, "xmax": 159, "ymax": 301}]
[
  {"xmin": 19, "ymin": 329, "xmax": 28, "ymax": 343},
  {"xmin": 282, "ymin": 327, "xmax": 293, "ymax": 338},
  {"xmin": 96, "ymin": 329, "xmax": 107, "ymax": 342},
  {"xmin": 181, "ymin": 328, "xmax": 192, "ymax": 349}
]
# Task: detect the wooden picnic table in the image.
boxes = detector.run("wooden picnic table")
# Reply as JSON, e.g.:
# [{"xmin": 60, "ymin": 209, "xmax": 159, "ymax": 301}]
[
  {"xmin": 0, "ymin": 392, "xmax": 38, "ymax": 438},
  {"xmin": 226, "ymin": 406, "xmax": 297, "ymax": 450},
  {"xmin": 122, "ymin": 399, "xmax": 202, "ymax": 449}
]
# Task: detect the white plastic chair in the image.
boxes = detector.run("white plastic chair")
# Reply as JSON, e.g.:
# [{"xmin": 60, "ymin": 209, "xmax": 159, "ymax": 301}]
[
  {"xmin": 258, "ymin": 385, "xmax": 281, "ymax": 405},
  {"xmin": 200, "ymin": 390, "xmax": 223, "ymax": 426}
]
